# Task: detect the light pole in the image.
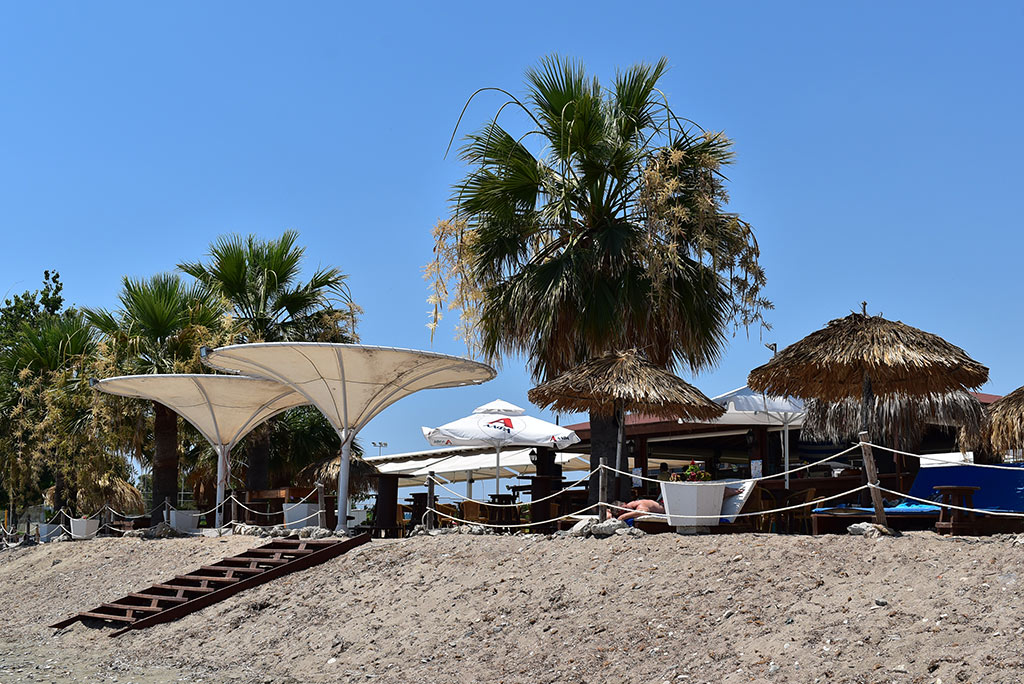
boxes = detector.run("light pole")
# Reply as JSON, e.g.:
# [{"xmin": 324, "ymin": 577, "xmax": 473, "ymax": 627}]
[{"xmin": 372, "ymin": 441, "xmax": 388, "ymax": 458}]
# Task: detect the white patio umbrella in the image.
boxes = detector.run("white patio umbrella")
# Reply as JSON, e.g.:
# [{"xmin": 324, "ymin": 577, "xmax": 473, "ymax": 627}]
[
  {"xmin": 91, "ymin": 374, "xmax": 309, "ymax": 527},
  {"xmin": 421, "ymin": 400, "xmax": 581, "ymax": 497},
  {"xmin": 712, "ymin": 386, "xmax": 805, "ymax": 487},
  {"xmin": 201, "ymin": 343, "xmax": 495, "ymax": 532}
]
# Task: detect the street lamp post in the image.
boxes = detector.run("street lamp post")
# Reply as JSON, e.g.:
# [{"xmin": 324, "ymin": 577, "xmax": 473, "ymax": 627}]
[{"xmin": 371, "ymin": 441, "xmax": 388, "ymax": 458}]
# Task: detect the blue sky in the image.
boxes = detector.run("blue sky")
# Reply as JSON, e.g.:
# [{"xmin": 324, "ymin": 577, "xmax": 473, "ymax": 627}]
[{"xmin": 2, "ymin": 2, "xmax": 1023, "ymax": 459}]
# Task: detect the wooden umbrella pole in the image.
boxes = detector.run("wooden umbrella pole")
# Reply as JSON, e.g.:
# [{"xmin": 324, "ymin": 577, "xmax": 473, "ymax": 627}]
[{"xmin": 859, "ymin": 371, "xmax": 888, "ymax": 527}]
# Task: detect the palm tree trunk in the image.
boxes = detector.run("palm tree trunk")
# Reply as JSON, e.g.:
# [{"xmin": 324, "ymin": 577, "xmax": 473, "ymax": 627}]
[
  {"xmin": 589, "ymin": 412, "xmax": 618, "ymax": 506},
  {"xmin": 152, "ymin": 401, "xmax": 179, "ymax": 522},
  {"xmin": 245, "ymin": 421, "xmax": 272, "ymax": 491}
]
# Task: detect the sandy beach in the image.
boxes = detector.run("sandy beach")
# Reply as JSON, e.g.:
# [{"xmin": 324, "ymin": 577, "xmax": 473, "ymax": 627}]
[{"xmin": 2, "ymin": 531, "xmax": 1024, "ymax": 683}]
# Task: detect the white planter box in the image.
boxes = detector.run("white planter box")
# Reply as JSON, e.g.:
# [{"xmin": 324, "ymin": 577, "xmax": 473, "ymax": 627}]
[
  {"xmin": 169, "ymin": 509, "xmax": 201, "ymax": 532},
  {"xmin": 37, "ymin": 522, "xmax": 63, "ymax": 542},
  {"xmin": 283, "ymin": 503, "xmax": 319, "ymax": 529},
  {"xmin": 348, "ymin": 508, "xmax": 368, "ymax": 527},
  {"xmin": 660, "ymin": 481, "xmax": 727, "ymax": 527},
  {"xmin": 70, "ymin": 518, "xmax": 99, "ymax": 540}
]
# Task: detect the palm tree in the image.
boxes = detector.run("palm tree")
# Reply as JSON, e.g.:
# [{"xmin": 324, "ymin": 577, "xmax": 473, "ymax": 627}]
[
  {"xmin": 430, "ymin": 56, "xmax": 769, "ymax": 501},
  {"xmin": 85, "ymin": 274, "xmax": 227, "ymax": 515},
  {"xmin": 178, "ymin": 231, "xmax": 358, "ymax": 490},
  {"xmin": 3, "ymin": 310, "xmax": 97, "ymax": 512}
]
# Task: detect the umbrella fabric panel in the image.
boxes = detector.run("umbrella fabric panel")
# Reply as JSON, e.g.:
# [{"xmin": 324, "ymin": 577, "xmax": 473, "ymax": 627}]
[
  {"xmin": 423, "ymin": 413, "xmax": 581, "ymax": 450},
  {"xmin": 94, "ymin": 375, "xmax": 309, "ymax": 449},
  {"xmin": 202, "ymin": 343, "xmax": 496, "ymax": 432}
]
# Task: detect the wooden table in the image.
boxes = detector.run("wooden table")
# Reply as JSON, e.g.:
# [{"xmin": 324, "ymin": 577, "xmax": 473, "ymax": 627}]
[{"xmin": 933, "ymin": 485, "xmax": 982, "ymax": 536}]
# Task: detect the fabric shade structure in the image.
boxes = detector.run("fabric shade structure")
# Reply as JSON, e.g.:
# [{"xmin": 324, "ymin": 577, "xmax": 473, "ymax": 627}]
[
  {"xmin": 91, "ymin": 374, "xmax": 309, "ymax": 527},
  {"xmin": 422, "ymin": 400, "xmax": 581, "ymax": 497},
  {"xmin": 201, "ymin": 343, "xmax": 496, "ymax": 531},
  {"xmin": 528, "ymin": 349, "xmax": 725, "ymax": 501},
  {"xmin": 712, "ymin": 386, "xmax": 804, "ymax": 487},
  {"xmin": 747, "ymin": 306, "xmax": 989, "ymax": 526},
  {"xmin": 986, "ymin": 385, "xmax": 1024, "ymax": 454}
]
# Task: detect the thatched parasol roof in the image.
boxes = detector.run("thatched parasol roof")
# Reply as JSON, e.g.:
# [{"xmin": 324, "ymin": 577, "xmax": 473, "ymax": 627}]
[
  {"xmin": 986, "ymin": 385, "xmax": 1024, "ymax": 453},
  {"xmin": 748, "ymin": 311, "xmax": 988, "ymax": 402},
  {"xmin": 802, "ymin": 391, "xmax": 985, "ymax": 452},
  {"xmin": 527, "ymin": 349, "xmax": 725, "ymax": 421}
]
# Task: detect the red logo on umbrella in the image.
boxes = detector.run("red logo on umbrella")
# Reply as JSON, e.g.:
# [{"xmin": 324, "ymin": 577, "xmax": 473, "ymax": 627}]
[{"xmin": 486, "ymin": 418, "xmax": 514, "ymax": 433}]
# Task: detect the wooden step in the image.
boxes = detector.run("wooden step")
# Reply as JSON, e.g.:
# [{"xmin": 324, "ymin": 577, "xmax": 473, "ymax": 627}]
[
  {"xmin": 228, "ymin": 556, "xmax": 289, "ymax": 565},
  {"xmin": 152, "ymin": 583, "xmax": 216, "ymax": 594},
  {"xmin": 175, "ymin": 575, "xmax": 240, "ymax": 584},
  {"xmin": 201, "ymin": 565, "xmax": 264, "ymax": 575},
  {"xmin": 128, "ymin": 593, "xmax": 188, "ymax": 603},
  {"xmin": 244, "ymin": 547, "xmax": 315, "ymax": 556},
  {"xmin": 101, "ymin": 603, "xmax": 163, "ymax": 613},
  {"xmin": 78, "ymin": 611, "xmax": 136, "ymax": 623}
]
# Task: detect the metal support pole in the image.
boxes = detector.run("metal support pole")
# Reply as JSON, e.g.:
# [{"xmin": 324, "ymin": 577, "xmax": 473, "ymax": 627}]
[
  {"xmin": 598, "ymin": 457, "xmax": 608, "ymax": 521},
  {"xmin": 859, "ymin": 431, "xmax": 888, "ymax": 527},
  {"xmin": 316, "ymin": 482, "xmax": 327, "ymax": 528},
  {"xmin": 215, "ymin": 444, "xmax": 229, "ymax": 529},
  {"xmin": 426, "ymin": 471, "xmax": 436, "ymax": 530},
  {"xmin": 494, "ymin": 447, "xmax": 502, "ymax": 496},
  {"xmin": 335, "ymin": 431, "xmax": 352, "ymax": 533}
]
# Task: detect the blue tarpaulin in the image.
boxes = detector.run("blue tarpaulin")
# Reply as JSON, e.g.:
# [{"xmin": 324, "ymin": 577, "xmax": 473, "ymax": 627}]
[{"xmin": 813, "ymin": 463, "xmax": 1024, "ymax": 515}]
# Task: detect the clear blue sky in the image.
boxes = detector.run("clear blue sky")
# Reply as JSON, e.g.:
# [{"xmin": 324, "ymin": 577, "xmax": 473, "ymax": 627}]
[{"xmin": 2, "ymin": 2, "xmax": 1022, "ymax": 458}]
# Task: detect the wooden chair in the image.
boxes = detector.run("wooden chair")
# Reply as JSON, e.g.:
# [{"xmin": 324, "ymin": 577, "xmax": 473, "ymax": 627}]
[
  {"xmin": 785, "ymin": 488, "xmax": 819, "ymax": 535},
  {"xmin": 753, "ymin": 486, "xmax": 778, "ymax": 533},
  {"xmin": 435, "ymin": 503, "xmax": 460, "ymax": 527},
  {"xmin": 395, "ymin": 503, "xmax": 410, "ymax": 536},
  {"xmin": 460, "ymin": 500, "xmax": 489, "ymax": 524}
]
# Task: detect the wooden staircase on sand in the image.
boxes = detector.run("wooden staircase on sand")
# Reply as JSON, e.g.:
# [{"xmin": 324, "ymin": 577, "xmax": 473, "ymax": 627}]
[{"xmin": 50, "ymin": 533, "xmax": 370, "ymax": 637}]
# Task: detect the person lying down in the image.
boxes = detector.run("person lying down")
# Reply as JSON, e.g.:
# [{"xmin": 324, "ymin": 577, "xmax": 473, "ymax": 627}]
[{"xmin": 609, "ymin": 486, "xmax": 745, "ymax": 522}]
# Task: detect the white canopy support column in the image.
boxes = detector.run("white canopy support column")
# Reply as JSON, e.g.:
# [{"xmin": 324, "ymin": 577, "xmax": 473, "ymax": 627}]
[
  {"xmin": 336, "ymin": 430, "xmax": 353, "ymax": 532},
  {"xmin": 215, "ymin": 444, "xmax": 230, "ymax": 528}
]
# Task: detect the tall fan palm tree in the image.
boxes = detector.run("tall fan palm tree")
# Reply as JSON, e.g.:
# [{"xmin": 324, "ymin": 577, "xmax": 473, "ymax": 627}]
[
  {"xmin": 85, "ymin": 274, "xmax": 228, "ymax": 514},
  {"xmin": 179, "ymin": 231, "xmax": 358, "ymax": 489},
  {"xmin": 430, "ymin": 56, "xmax": 769, "ymax": 501}
]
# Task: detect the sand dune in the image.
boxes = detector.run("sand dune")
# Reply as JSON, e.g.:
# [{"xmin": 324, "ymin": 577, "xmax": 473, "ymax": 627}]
[{"xmin": 2, "ymin": 531, "xmax": 1022, "ymax": 683}]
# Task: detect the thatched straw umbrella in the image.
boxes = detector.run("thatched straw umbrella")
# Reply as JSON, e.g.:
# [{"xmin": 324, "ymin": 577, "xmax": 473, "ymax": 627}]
[
  {"xmin": 748, "ymin": 305, "xmax": 988, "ymax": 524},
  {"xmin": 986, "ymin": 385, "xmax": 1024, "ymax": 455},
  {"xmin": 529, "ymin": 349, "xmax": 724, "ymax": 502}
]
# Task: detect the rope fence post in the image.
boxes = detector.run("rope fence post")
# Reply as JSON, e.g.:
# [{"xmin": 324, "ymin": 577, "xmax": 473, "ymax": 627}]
[
  {"xmin": 231, "ymin": 495, "xmax": 239, "ymax": 527},
  {"xmin": 164, "ymin": 497, "xmax": 171, "ymax": 526},
  {"xmin": 426, "ymin": 471, "xmax": 436, "ymax": 530},
  {"xmin": 598, "ymin": 457, "xmax": 608, "ymax": 522},
  {"xmin": 858, "ymin": 431, "xmax": 888, "ymax": 527},
  {"xmin": 316, "ymin": 482, "xmax": 326, "ymax": 529}
]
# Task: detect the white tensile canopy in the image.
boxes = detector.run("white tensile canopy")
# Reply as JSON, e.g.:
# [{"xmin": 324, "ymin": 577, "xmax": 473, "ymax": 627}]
[
  {"xmin": 201, "ymin": 343, "xmax": 496, "ymax": 531},
  {"xmin": 92, "ymin": 374, "xmax": 309, "ymax": 527},
  {"xmin": 712, "ymin": 386, "xmax": 805, "ymax": 486},
  {"xmin": 422, "ymin": 400, "xmax": 581, "ymax": 496}
]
